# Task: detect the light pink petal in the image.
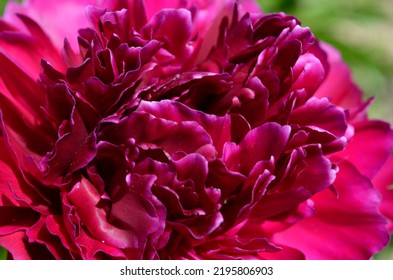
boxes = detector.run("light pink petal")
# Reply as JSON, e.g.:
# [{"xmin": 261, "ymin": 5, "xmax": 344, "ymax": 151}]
[
  {"xmin": 274, "ymin": 161, "xmax": 389, "ymax": 259},
  {"xmin": 3, "ymin": 0, "xmax": 111, "ymax": 49}
]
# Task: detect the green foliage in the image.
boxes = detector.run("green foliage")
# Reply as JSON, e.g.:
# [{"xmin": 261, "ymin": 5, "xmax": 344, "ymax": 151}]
[
  {"xmin": 0, "ymin": 0, "xmax": 7, "ymax": 15},
  {"xmin": 0, "ymin": 246, "xmax": 7, "ymax": 260}
]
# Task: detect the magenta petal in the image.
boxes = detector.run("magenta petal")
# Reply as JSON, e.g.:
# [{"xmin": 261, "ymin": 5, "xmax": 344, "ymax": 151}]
[
  {"xmin": 45, "ymin": 215, "xmax": 80, "ymax": 256},
  {"xmin": 141, "ymin": 8, "xmax": 192, "ymax": 53},
  {"xmin": 138, "ymin": 100, "xmax": 231, "ymax": 155},
  {"xmin": 110, "ymin": 174, "xmax": 162, "ymax": 245},
  {"xmin": 289, "ymin": 97, "xmax": 347, "ymax": 138},
  {"xmin": 289, "ymin": 52, "xmax": 326, "ymax": 100},
  {"xmin": 75, "ymin": 229, "xmax": 127, "ymax": 260},
  {"xmin": 259, "ymin": 245, "xmax": 305, "ymax": 260},
  {"xmin": 0, "ymin": 139, "xmax": 50, "ymax": 212},
  {"xmin": 26, "ymin": 217, "xmax": 71, "ymax": 259},
  {"xmin": 315, "ymin": 43, "xmax": 363, "ymax": 116},
  {"xmin": 101, "ymin": 111, "xmax": 215, "ymax": 158},
  {"xmin": 373, "ymin": 156, "xmax": 393, "ymax": 232},
  {"xmin": 335, "ymin": 120, "xmax": 393, "ymax": 179},
  {"xmin": 0, "ymin": 231, "xmax": 31, "ymax": 259},
  {"xmin": 274, "ymin": 161, "xmax": 389, "ymax": 259},
  {"xmin": 0, "ymin": 52, "xmax": 44, "ymax": 120},
  {"xmin": 223, "ymin": 122, "xmax": 291, "ymax": 174},
  {"xmin": 197, "ymin": 237, "xmax": 279, "ymax": 260},
  {"xmin": 0, "ymin": 159, "xmax": 25, "ymax": 207},
  {"xmin": 43, "ymin": 109, "xmax": 97, "ymax": 184},
  {"xmin": 247, "ymin": 148, "xmax": 335, "ymax": 221},
  {"xmin": 67, "ymin": 178, "xmax": 135, "ymax": 248}
]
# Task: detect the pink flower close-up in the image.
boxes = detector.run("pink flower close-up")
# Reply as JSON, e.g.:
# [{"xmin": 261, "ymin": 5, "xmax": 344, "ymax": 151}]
[{"xmin": 0, "ymin": 0, "xmax": 392, "ymax": 259}]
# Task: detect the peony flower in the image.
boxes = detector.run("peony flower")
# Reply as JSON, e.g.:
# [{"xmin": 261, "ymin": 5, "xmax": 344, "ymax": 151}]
[{"xmin": 0, "ymin": 0, "xmax": 392, "ymax": 259}]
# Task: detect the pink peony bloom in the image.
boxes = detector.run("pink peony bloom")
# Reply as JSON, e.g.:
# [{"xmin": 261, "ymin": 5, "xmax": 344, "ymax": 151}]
[{"xmin": 0, "ymin": 0, "xmax": 392, "ymax": 259}]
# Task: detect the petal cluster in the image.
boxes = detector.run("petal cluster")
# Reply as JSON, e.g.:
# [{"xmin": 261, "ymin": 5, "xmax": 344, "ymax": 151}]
[{"xmin": 0, "ymin": 0, "xmax": 392, "ymax": 259}]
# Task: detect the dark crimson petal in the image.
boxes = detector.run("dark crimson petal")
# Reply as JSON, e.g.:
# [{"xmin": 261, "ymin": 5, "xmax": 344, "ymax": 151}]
[
  {"xmin": 110, "ymin": 174, "xmax": 163, "ymax": 246},
  {"xmin": 0, "ymin": 133, "xmax": 51, "ymax": 213},
  {"xmin": 168, "ymin": 212, "xmax": 223, "ymax": 240},
  {"xmin": 288, "ymin": 52, "xmax": 326, "ymax": 104},
  {"xmin": 74, "ymin": 228, "xmax": 127, "ymax": 260},
  {"xmin": 66, "ymin": 58, "xmax": 95, "ymax": 85},
  {"xmin": 138, "ymin": 100, "xmax": 232, "ymax": 155},
  {"xmin": 289, "ymin": 97, "xmax": 347, "ymax": 138},
  {"xmin": 62, "ymin": 37, "xmax": 83, "ymax": 67},
  {"xmin": 237, "ymin": 76, "xmax": 269, "ymax": 127},
  {"xmin": 223, "ymin": 122, "xmax": 291, "ymax": 175},
  {"xmin": 220, "ymin": 163, "xmax": 275, "ymax": 228},
  {"xmin": 100, "ymin": 111, "xmax": 215, "ymax": 159},
  {"xmin": 173, "ymin": 153, "xmax": 220, "ymax": 212},
  {"xmin": 42, "ymin": 108, "xmax": 97, "ymax": 184},
  {"xmin": 248, "ymin": 147, "xmax": 335, "ymax": 220},
  {"xmin": 274, "ymin": 161, "xmax": 389, "ymax": 259},
  {"xmin": 206, "ymin": 159, "xmax": 246, "ymax": 199},
  {"xmin": 26, "ymin": 217, "xmax": 72, "ymax": 259},
  {"xmin": 45, "ymin": 215, "xmax": 81, "ymax": 257},
  {"xmin": 67, "ymin": 178, "xmax": 136, "ymax": 248},
  {"xmin": 0, "ymin": 207, "xmax": 39, "ymax": 234},
  {"xmin": 141, "ymin": 8, "xmax": 192, "ymax": 57}
]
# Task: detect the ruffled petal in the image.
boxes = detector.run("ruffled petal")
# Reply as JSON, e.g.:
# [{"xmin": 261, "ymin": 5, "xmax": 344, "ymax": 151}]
[{"xmin": 274, "ymin": 161, "xmax": 389, "ymax": 259}]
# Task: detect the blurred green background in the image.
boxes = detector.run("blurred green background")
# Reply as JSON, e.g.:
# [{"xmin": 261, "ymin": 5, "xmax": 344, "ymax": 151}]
[{"xmin": 0, "ymin": 0, "xmax": 392, "ymax": 259}]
